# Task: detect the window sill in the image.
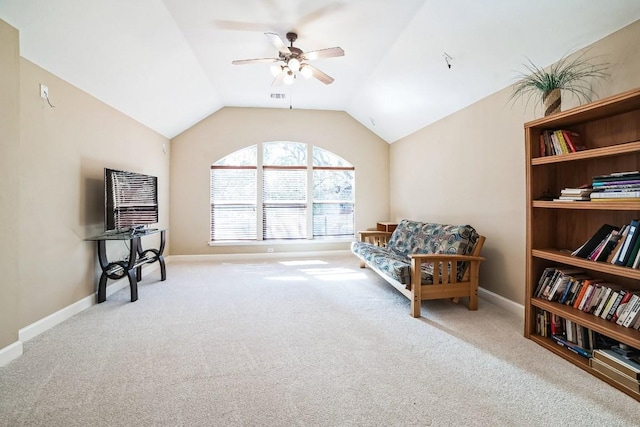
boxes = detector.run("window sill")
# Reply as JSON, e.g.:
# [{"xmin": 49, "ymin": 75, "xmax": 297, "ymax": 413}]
[{"xmin": 208, "ymin": 237, "xmax": 355, "ymax": 247}]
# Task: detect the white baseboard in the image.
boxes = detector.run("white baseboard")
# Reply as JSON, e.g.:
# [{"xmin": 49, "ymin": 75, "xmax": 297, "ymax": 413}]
[
  {"xmin": 17, "ymin": 262, "xmax": 161, "ymax": 344},
  {"xmin": 479, "ymin": 287, "xmax": 524, "ymax": 319},
  {"xmin": 0, "ymin": 340, "xmax": 23, "ymax": 367},
  {"xmin": 18, "ymin": 293, "xmax": 95, "ymax": 343}
]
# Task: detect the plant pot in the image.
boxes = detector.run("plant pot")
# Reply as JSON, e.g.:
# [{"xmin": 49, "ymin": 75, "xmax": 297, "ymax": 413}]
[{"xmin": 543, "ymin": 89, "xmax": 561, "ymax": 116}]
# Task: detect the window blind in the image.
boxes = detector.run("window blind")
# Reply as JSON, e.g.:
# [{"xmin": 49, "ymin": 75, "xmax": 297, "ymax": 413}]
[
  {"xmin": 210, "ymin": 166, "xmax": 257, "ymax": 240},
  {"xmin": 263, "ymin": 167, "xmax": 307, "ymax": 239}
]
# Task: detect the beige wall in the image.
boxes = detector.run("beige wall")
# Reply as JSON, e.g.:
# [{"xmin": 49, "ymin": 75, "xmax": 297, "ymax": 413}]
[
  {"xmin": 170, "ymin": 107, "xmax": 389, "ymax": 255},
  {"xmin": 16, "ymin": 59, "xmax": 171, "ymax": 328},
  {"xmin": 390, "ymin": 19, "xmax": 640, "ymax": 304},
  {"xmin": 0, "ymin": 20, "xmax": 20, "ymax": 350}
]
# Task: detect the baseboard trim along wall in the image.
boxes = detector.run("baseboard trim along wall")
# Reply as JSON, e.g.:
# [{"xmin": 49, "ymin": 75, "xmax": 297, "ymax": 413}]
[
  {"xmin": 478, "ymin": 287, "xmax": 524, "ymax": 319},
  {"xmin": 0, "ymin": 262, "xmax": 162, "ymax": 367},
  {"xmin": 0, "ymin": 341, "xmax": 23, "ymax": 367}
]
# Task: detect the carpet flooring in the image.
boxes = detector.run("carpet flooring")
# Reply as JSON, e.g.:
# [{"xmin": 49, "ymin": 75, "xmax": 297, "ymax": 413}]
[{"xmin": 0, "ymin": 254, "xmax": 638, "ymax": 426}]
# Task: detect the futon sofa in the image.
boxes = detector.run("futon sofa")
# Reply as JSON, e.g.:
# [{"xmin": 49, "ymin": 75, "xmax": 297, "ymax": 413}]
[{"xmin": 351, "ymin": 219, "xmax": 485, "ymax": 317}]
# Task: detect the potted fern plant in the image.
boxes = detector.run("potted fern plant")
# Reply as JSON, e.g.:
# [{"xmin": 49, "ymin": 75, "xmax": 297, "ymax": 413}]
[{"xmin": 509, "ymin": 50, "xmax": 609, "ymax": 116}]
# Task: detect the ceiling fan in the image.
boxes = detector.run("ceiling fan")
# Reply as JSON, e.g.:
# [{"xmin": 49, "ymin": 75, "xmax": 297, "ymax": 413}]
[{"xmin": 232, "ymin": 32, "xmax": 345, "ymax": 85}]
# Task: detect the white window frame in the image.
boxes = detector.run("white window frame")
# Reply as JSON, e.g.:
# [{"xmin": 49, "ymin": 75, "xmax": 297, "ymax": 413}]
[{"xmin": 210, "ymin": 142, "xmax": 354, "ymax": 242}]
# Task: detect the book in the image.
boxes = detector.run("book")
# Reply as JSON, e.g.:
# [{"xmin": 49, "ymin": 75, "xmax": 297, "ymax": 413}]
[
  {"xmin": 559, "ymin": 276, "xmax": 582, "ymax": 304},
  {"xmin": 612, "ymin": 292, "xmax": 638, "ymax": 324},
  {"xmin": 573, "ymin": 280, "xmax": 597, "ymax": 309},
  {"xmin": 591, "ymin": 190, "xmax": 640, "ymax": 199},
  {"xmin": 584, "ymin": 283, "xmax": 605, "ymax": 313},
  {"xmin": 604, "ymin": 289, "xmax": 626, "ymax": 320},
  {"xmin": 579, "ymin": 282, "xmax": 600, "ymax": 312},
  {"xmin": 572, "ymin": 224, "xmax": 620, "ymax": 259},
  {"xmin": 592, "ymin": 285, "xmax": 614, "ymax": 317},
  {"xmin": 561, "ymin": 130, "xmax": 586, "ymax": 151},
  {"xmin": 633, "ymin": 243, "xmax": 640, "ymax": 268},
  {"xmin": 592, "ymin": 171, "xmax": 640, "ymax": 182},
  {"xmin": 622, "ymin": 297, "xmax": 640, "ymax": 328},
  {"xmin": 534, "ymin": 267, "xmax": 556, "ymax": 298},
  {"xmin": 616, "ymin": 294, "xmax": 639, "ymax": 325},
  {"xmin": 608, "ymin": 225, "xmax": 629, "ymax": 263},
  {"xmin": 549, "ymin": 131, "xmax": 567, "ymax": 154},
  {"xmin": 554, "ymin": 130, "xmax": 570, "ymax": 153},
  {"xmin": 550, "ymin": 313, "xmax": 564, "ymax": 336},
  {"xmin": 615, "ymin": 220, "xmax": 640, "ymax": 266},
  {"xmin": 592, "ymin": 180, "xmax": 640, "ymax": 189},
  {"xmin": 595, "ymin": 231, "xmax": 622, "ymax": 262},
  {"xmin": 560, "ymin": 185, "xmax": 592, "ymax": 195},
  {"xmin": 624, "ymin": 232, "xmax": 640, "ymax": 267},
  {"xmin": 542, "ymin": 131, "xmax": 555, "ymax": 155},
  {"xmin": 589, "ymin": 357, "xmax": 640, "ymax": 393},
  {"xmin": 538, "ymin": 269, "xmax": 562, "ymax": 299},
  {"xmin": 566, "ymin": 279, "xmax": 586, "ymax": 306},
  {"xmin": 588, "ymin": 230, "xmax": 620, "ymax": 261},
  {"xmin": 547, "ymin": 270, "xmax": 584, "ymax": 301},
  {"xmin": 551, "ymin": 335, "xmax": 591, "ymax": 358},
  {"xmin": 592, "ymin": 349, "xmax": 640, "ymax": 380}
]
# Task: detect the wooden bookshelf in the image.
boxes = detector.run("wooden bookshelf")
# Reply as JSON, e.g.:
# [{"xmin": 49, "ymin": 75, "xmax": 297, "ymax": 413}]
[{"xmin": 524, "ymin": 87, "xmax": 640, "ymax": 401}]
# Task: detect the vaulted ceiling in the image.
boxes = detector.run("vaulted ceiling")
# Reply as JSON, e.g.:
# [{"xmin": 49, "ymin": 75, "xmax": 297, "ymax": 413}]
[{"xmin": 2, "ymin": 0, "xmax": 640, "ymax": 143}]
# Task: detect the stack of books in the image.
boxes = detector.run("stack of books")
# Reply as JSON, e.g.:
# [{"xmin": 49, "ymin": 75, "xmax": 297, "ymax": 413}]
[
  {"xmin": 554, "ymin": 185, "xmax": 594, "ymax": 202},
  {"xmin": 539, "ymin": 129, "xmax": 587, "ymax": 156},
  {"xmin": 590, "ymin": 347, "xmax": 640, "ymax": 394},
  {"xmin": 590, "ymin": 171, "xmax": 640, "ymax": 200}
]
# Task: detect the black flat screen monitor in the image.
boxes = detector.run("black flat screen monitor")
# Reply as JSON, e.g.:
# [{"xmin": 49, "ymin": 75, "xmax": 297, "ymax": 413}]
[{"xmin": 105, "ymin": 168, "xmax": 158, "ymax": 232}]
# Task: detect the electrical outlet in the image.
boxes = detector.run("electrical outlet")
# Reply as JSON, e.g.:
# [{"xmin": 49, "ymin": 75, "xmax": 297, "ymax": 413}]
[
  {"xmin": 40, "ymin": 84, "xmax": 48, "ymax": 99},
  {"xmin": 267, "ymin": 248, "xmax": 274, "ymax": 253}
]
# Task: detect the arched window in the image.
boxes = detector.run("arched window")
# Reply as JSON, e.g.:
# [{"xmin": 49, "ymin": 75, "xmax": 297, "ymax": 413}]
[{"xmin": 210, "ymin": 142, "xmax": 354, "ymax": 241}]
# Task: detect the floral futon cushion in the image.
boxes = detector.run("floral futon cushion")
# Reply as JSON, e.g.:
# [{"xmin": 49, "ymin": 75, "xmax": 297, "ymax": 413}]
[{"xmin": 352, "ymin": 219, "xmax": 479, "ymax": 287}]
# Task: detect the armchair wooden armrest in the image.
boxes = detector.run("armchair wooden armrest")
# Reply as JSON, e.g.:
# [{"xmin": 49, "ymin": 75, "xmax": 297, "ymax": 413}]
[
  {"xmin": 356, "ymin": 231, "xmax": 393, "ymax": 268},
  {"xmin": 408, "ymin": 251, "xmax": 485, "ymax": 317},
  {"xmin": 357, "ymin": 230, "xmax": 392, "ymax": 244},
  {"xmin": 409, "ymin": 253, "xmax": 485, "ymax": 285}
]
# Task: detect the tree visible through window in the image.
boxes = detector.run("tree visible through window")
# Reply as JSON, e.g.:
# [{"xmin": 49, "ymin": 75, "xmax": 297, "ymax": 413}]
[{"xmin": 210, "ymin": 142, "xmax": 354, "ymax": 241}]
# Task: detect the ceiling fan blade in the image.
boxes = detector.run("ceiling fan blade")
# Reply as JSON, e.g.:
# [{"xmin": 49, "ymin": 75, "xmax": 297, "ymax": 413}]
[
  {"xmin": 213, "ymin": 20, "xmax": 272, "ymax": 32},
  {"xmin": 264, "ymin": 32, "xmax": 291, "ymax": 55},
  {"xmin": 301, "ymin": 47, "xmax": 344, "ymax": 61},
  {"xmin": 271, "ymin": 72, "xmax": 285, "ymax": 86},
  {"xmin": 232, "ymin": 58, "xmax": 280, "ymax": 65},
  {"xmin": 306, "ymin": 65, "xmax": 334, "ymax": 85}
]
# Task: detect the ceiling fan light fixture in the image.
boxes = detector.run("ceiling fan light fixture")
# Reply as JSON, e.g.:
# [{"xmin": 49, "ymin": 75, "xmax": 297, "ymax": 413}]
[
  {"xmin": 270, "ymin": 64, "xmax": 282, "ymax": 77},
  {"xmin": 287, "ymin": 57, "xmax": 301, "ymax": 72},
  {"xmin": 300, "ymin": 64, "xmax": 313, "ymax": 79},
  {"xmin": 283, "ymin": 71, "xmax": 295, "ymax": 85}
]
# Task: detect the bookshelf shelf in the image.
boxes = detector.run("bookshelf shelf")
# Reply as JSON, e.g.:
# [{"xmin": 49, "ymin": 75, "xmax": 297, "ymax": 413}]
[
  {"xmin": 531, "ymin": 249, "xmax": 640, "ymax": 280},
  {"xmin": 531, "ymin": 140, "xmax": 640, "ymax": 165},
  {"xmin": 532, "ymin": 200, "xmax": 640, "ymax": 210},
  {"xmin": 525, "ymin": 87, "xmax": 640, "ymax": 401},
  {"xmin": 531, "ymin": 298, "xmax": 640, "ymax": 348},
  {"xmin": 529, "ymin": 334, "xmax": 591, "ymax": 367}
]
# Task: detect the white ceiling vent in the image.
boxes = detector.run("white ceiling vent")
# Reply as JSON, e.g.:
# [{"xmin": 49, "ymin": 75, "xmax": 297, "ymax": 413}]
[{"xmin": 270, "ymin": 93, "xmax": 286, "ymax": 99}]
